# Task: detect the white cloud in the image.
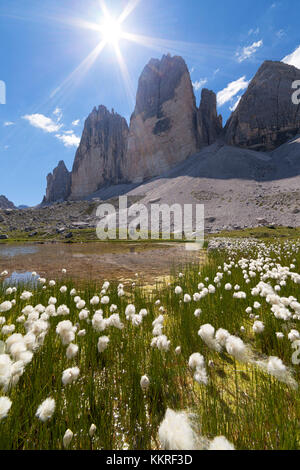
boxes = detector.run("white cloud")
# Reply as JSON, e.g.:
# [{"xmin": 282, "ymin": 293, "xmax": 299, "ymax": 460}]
[
  {"xmin": 229, "ymin": 95, "xmax": 242, "ymax": 112},
  {"xmin": 248, "ymin": 27, "xmax": 260, "ymax": 36},
  {"xmin": 213, "ymin": 68, "xmax": 220, "ymax": 76},
  {"xmin": 23, "ymin": 112, "xmax": 80, "ymax": 148},
  {"xmin": 23, "ymin": 113, "xmax": 62, "ymax": 133},
  {"xmin": 72, "ymin": 119, "xmax": 80, "ymax": 126},
  {"xmin": 3, "ymin": 121, "xmax": 14, "ymax": 127},
  {"xmin": 282, "ymin": 45, "xmax": 300, "ymax": 69},
  {"xmin": 53, "ymin": 107, "xmax": 63, "ymax": 122},
  {"xmin": 192, "ymin": 78, "xmax": 208, "ymax": 91},
  {"xmin": 55, "ymin": 132, "xmax": 80, "ymax": 148},
  {"xmin": 217, "ymin": 76, "xmax": 249, "ymax": 107},
  {"xmin": 236, "ymin": 40, "xmax": 263, "ymax": 63}
]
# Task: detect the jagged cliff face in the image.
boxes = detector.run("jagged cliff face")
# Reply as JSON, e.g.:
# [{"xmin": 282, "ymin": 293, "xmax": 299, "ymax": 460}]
[
  {"xmin": 44, "ymin": 55, "xmax": 226, "ymax": 202},
  {"xmin": 198, "ymin": 88, "xmax": 223, "ymax": 145},
  {"xmin": 70, "ymin": 106, "xmax": 129, "ymax": 200},
  {"xmin": 123, "ymin": 55, "xmax": 199, "ymax": 182},
  {"xmin": 225, "ymin": 61, "xmax": 300, "ymax": 151},
  {"xmin": 43, "ymin": 161, "xmax": 71, "ymax": 204},
  {"xmin": 44, "ymin": 57, "xmax": 300, "ymax": 203},
  {"xmin": 0, "ymin": 195, "xmax": 15, "ymax": 209}
]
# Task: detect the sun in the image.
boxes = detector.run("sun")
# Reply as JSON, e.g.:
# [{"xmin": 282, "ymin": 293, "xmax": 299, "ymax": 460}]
[{"xmin": 100, "ymin": 17, "xmax": 122, "ymax": 45}]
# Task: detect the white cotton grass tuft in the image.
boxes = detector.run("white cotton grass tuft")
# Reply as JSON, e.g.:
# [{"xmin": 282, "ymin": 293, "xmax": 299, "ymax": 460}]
[
  {"xmin": 57, "ymin": 305, "xmax": 70, "ymax": 316},
  {"xmin": 193, "ymin": 368, "xmax": 209, "ymax": 386},
  {"xmin": 89, "ymin": 424, "xmax": 97, "ymax": 438},
  {"xmin": 56, "ymin": 320, "xmax": 76, "ymax": 345},
  {"xmin": 125, "ymin": 304, "xmax": 136, "ymax": 320},
  {"xmin": 90, "ymin": 296, "xmax": 100, "ymax": 306},
  {"xmin": 198, "ymin": 324, "xmax": 221, "ymax": 352},
  {"xmin": 0, "ymin": 354, "xmax": 13, "ymax": 391},
  {"xmin": 92, "ymin": 312, "xmax": 106, "ymax": 332},
  {"xmin": 97, "ymin": 336, "xmax": 110, "ymax": 353},
  {"xmin": 225, "ymin": 335, "xmax": 252, "ymax": 363},
  {"xmin": 215, "ymin": 328, "xmax": 230, "ymax": 348},
  {"xmin": 66, "ymin": 343, "xmax": 79, "ymax": 360},
  {"xmin": 140, "ymin": 374, "xmax": 150, "ymax": 391},
  {"xmin": 253, "ymin": 321, "xmax": 265, "ymax": 334},
  {"xmin": 35, "ymin": 398, "xmax": 55, "ymax": 422},
  {"xmin": 107, "ymin": 313, "xmax": 124, "ymax": 330},
  {"xmin": 0, "ymin": 396, "xmax": 12, "ymax": 420},
  {"xmin": 20, "ymin": 291, "xmax": 33, "ymax": 301},
  {"xmin": 188, "ymin": 353, "xmax": 205, "ymax": 370},
  {"xmin": 188, "ymin": 353, "xmax": 209, "ymax": 385},
  {"xmin": 0, "ymin": 301, "xmax": 12, "ymax": 313},
  {"xmin": 62, "ymin": 367, "xmax": 80, "ymax": 386},
  {"xmin": 256, "ymin": 356, "xmax": 298, "ymax": 390},
  {"xmin": 288, "ymin": 330, "xmax": 300, "ymax": 342},
  {"xmin": 158, "ymin": 409, "xmax": 200, "ymax": 450},
  {"xmin": 208, "ymin": 436, "xmax": 235, "ymax": 450},
  {"xmin": 151, "ymin": 334, "xmax": 170, "ymax": 351},
  {"xmin": 63, "ymin": 429, "xmax": 73, "ymax": 448}
]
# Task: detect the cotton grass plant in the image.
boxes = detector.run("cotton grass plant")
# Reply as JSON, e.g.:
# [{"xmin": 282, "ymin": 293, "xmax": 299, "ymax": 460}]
[{"xmin": 0, "ymin": 237, "xmax": 299, "ymax": 450}]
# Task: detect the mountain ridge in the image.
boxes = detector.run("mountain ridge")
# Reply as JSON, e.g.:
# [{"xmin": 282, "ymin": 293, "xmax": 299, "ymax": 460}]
[{"xmin": 43, "ymin": 55, "xmax": 300, "ymax": 204}]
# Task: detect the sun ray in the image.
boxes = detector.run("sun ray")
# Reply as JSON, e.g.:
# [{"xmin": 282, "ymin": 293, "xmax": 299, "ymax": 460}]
[
  {"xmin": 50, "ymin": 40, "xmax": 107, "ymax": 99},
  {"xmin": 114, "ymin": 44, "xmax": 136, "ymax": 108},
  {"xmin": 48, "ymin": 16, "xmax": 102, "ymax": 33},
  {"xmin": 118, "ymin": 0, "xmax": 141, "ymax": 24},
  {"xmin": 98, "ymin": 0, "xmax": 112, "ymax": 22},
  {"xmin": 122, "ymin": 32, "xmax": 236, "ymax": 61}
]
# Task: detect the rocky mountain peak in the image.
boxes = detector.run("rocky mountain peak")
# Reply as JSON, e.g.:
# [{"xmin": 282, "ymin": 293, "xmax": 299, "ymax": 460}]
[
  {"xmin": 70, "ymin": 105, "xmax": 129, "ymax": 200},
  {"xmin": 124, "ymin": 54, "xmax": 199, "ymax": 182},
  {"xmin": 0, "ymin": 195, "xmax": 15, "ymax": 209},
  {"xmin": 225, "ymin": 60, "xmax": 300, "ymax": 151},
  {"xmin": 198, "ymin": 88, "xmax": 223, "ymax": 145},
  {"xmin": 43, "ymin": 160, "xmax": 71, "ymax": 204}
]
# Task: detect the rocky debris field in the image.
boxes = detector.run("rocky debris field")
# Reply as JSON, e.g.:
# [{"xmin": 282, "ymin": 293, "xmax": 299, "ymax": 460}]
[
  {"xmin": 1, "ymin": 171, "xmax": 300, "ymax": 242},
  {"xmin": 0, "ymin": 201, "xmax": 98, "ymax": 241}
]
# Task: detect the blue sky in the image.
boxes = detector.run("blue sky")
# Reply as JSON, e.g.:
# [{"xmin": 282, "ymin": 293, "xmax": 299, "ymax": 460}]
[{"xmin": 1, "ymin": 0, "xmax": 300, "ymax": 206}]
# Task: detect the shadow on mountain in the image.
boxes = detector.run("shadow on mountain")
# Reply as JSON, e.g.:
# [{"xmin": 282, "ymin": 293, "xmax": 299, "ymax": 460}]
[{"xmin": 87, "ymin": 136, "xmax": 300, "ymax": 201}]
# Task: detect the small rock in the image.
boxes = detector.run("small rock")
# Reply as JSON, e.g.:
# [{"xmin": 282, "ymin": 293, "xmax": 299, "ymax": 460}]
[
  {"xmin": 256, "ymin": 218, "xmax": 268, "ymax": 225},
  {"xmin": 205, "ymin": 217, "xmax": 216, "ymax": 224}
]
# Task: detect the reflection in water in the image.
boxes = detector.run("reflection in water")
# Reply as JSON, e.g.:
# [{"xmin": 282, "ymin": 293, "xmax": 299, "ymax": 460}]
[
  {"xmin": 4, "ymin": 271, "xmax": 40, "ymax": 286},
  {"xmin": 0, "ymin": 241, "xmax": 199, "ymax": 283},
  {"xmin": 0, "ymin": 245, "xmax": 38, "ymax": 258}
]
